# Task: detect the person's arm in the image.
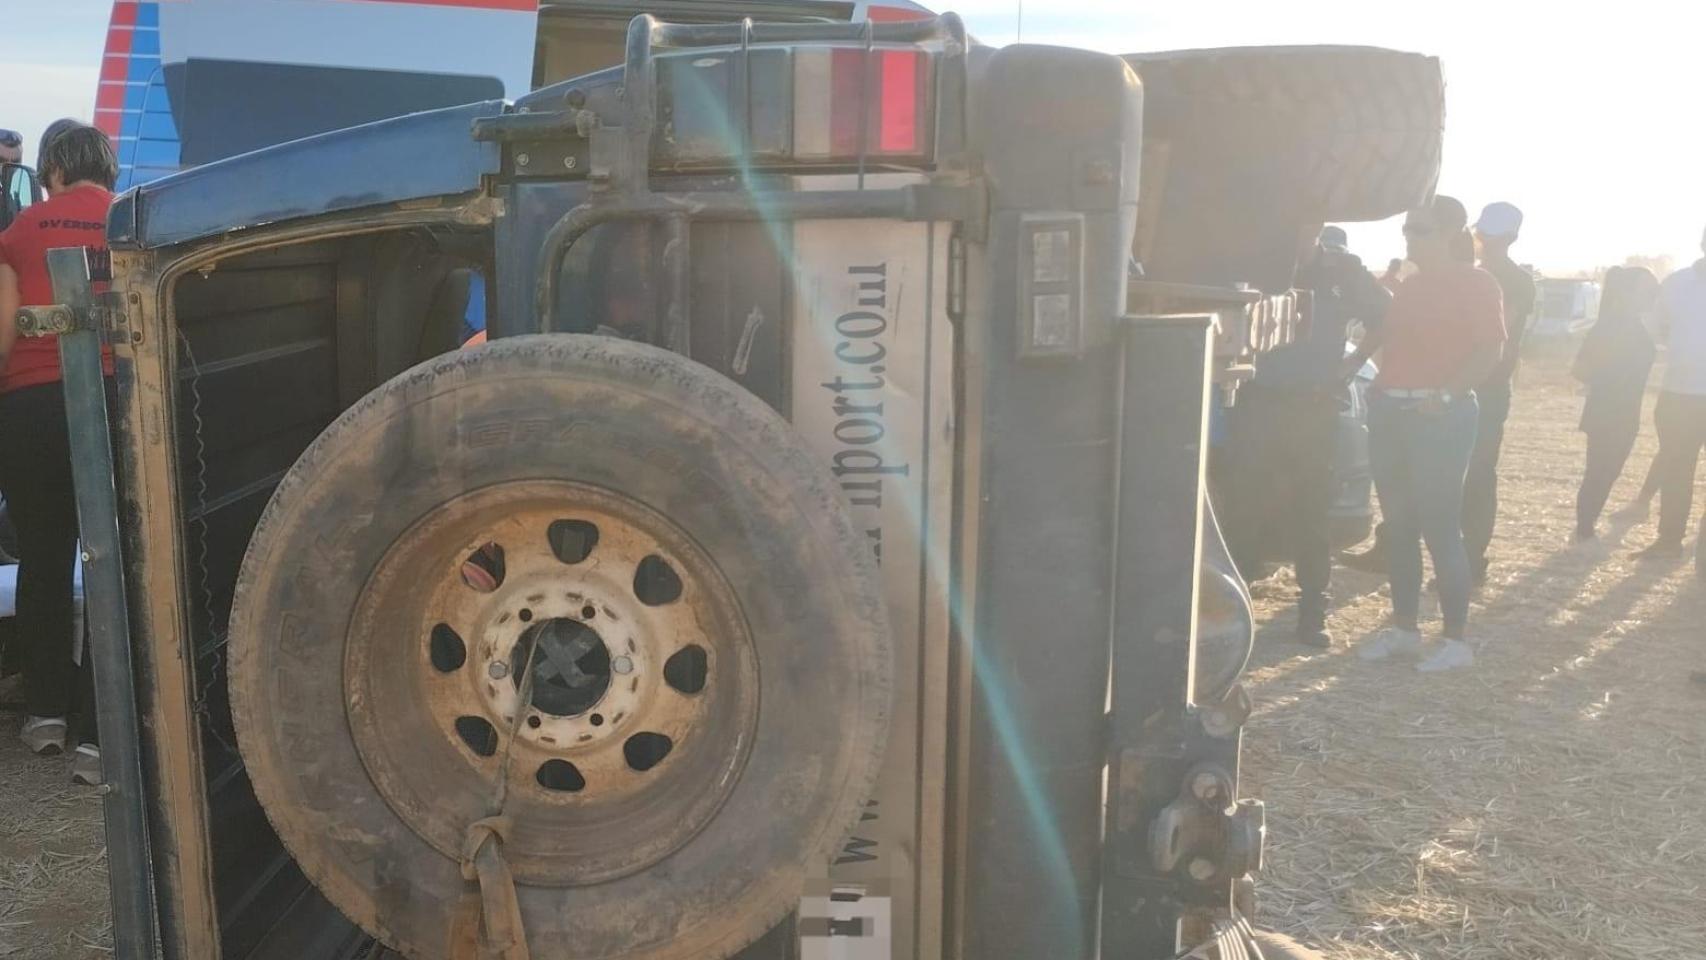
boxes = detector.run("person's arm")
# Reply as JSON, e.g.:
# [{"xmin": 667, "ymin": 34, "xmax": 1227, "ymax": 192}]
[
  {"xmin": 1570, "ymin": 325, "xmax": 1602, "ymax": 384},
  {"xmin": 1647, "ymin": 284, "xmax": 1674, "ymax": 345},
  {"xmin": 0, "ymin": 263, "xmax": 19, "ymax": 374},
  {"xmin": 1342, "ymin": 270, "xmax": 1392, "ymax": 374}
]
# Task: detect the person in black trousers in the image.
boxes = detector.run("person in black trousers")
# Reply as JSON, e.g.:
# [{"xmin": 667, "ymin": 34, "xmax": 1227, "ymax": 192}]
[
  {"xmin": 1461, "ymin": 203, "xmax": 1537, "ymax": 583},
  {"xmin": 1634, "ymin": 229, "xmax": 1706, "ymax": 563},
  {"xmin": 1572, "ymin": 266, "xmax": 1660, "ymax": 541},
  {"xmin": 0, "ymin": 126, "xmax": 118, "ymax": 785},
  {"xmin": 1221, "ymin": 226, "xmax": 1390, "ymax": 647}
]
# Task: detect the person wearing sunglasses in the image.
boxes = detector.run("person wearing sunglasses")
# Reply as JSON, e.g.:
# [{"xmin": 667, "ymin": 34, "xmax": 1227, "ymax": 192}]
[
  {"xmin": 1354, "ymin": 196, "xmax": 1506, "ymax": 672},
  {"xmin": 0, "ymin": 129, "xmax": 21, "ymax": 165}
]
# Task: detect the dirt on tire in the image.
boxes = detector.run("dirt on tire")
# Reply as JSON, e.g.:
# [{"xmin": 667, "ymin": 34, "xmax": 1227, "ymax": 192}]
[
  {"xmin": 1127, "ymin": 46, "xmax": 1444, "ymax": 291},
  {"xmin": 228, "ymin": 334, "xmax": 892, "ymax": 960}
]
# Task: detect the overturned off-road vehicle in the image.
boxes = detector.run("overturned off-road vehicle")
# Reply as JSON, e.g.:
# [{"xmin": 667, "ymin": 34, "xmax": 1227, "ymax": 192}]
[{"xmin": 44, "ymin": 9, "xmax": 1441, "ymax": 960}]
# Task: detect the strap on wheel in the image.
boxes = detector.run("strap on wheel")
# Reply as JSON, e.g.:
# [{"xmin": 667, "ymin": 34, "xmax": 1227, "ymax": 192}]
[{"xmin": 450, "ymin": 816, "xmax": 531, "ymax": 960}]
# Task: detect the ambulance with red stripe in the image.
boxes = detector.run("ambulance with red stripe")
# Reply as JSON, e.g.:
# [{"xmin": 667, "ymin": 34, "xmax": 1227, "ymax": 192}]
[{"xmin": 97, "ymin": 0, "xmax": 931, "ymax": 189}]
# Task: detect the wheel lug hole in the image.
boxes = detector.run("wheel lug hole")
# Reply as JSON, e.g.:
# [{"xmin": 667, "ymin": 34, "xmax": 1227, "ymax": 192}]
[
  {"xmin": 519, "ymin": 608, "xmax": 533, "ymax": 623},
  {"xmin": 611, "ymin": 655, "xmax": 634, "ymax": 675},
  {"xmin": 581, "ymin": 604, "xmax": 597, "ymax": 620},
  {"xmin": 590, "ymin": 713, "xmax": 605, "ymax": 727},
  {"xmin": 526, "ymin": 715, "xmax": 542, "ymax": 730}
]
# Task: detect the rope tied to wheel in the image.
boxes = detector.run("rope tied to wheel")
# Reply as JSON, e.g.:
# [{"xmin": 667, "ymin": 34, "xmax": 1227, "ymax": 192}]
[
  {"xmin": 452, "ymin": 602, "xmax": 547, "ymax": 960},
  {"xmin": 451, "ymin": 816, "xmax": 532, "ymax": 960}
]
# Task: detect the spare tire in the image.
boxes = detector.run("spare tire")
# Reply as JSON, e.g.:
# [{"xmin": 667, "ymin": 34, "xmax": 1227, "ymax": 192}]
[
  {"xmin": 228, "ymin": 335, "xmax": 891, "ymax": 960},
  {"xmin": 1126, "ymin": 46, "xmax": 1444, "ymax": 291}
]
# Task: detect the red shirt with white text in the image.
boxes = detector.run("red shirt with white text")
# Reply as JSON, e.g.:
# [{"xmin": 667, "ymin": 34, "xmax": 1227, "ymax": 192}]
[{"xmin": 0, "ymin": 184, "xmax": 116, "ymax": 393}]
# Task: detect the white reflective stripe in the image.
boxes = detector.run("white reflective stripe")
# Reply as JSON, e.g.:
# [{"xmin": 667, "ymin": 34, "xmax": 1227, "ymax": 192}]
[{"xmin": 793, "ymin": 48, "xmax": 833, "ymax": 159}]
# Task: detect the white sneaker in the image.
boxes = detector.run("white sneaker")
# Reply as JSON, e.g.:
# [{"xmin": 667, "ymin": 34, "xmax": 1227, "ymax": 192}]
[
  {"xmin": 1358, "ymin": 627, "xmax": 1422, "ymax": 662},
  {"xmin": 1417, "ymin": 639, "xmax": 1475, "ymax": 673},
  {"xmin": 70, "ymin": 744, "xmax": 103, "ymax": 786},
  {"xmin": 20, "ymin": 716, "xmax": 68, "ymax": 756}
]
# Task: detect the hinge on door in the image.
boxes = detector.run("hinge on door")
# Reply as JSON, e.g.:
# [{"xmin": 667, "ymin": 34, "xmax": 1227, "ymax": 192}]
[
  {"xmin": 947, "ymin": 228, "xmax": 967, "ymax": 325},
  {"xmin": 98, "ymin": 291, "xmax": 138, "ymax": 346},
  {"xmin": 13, "ymin": 291, "xmax": 137, "ymax": 345}
]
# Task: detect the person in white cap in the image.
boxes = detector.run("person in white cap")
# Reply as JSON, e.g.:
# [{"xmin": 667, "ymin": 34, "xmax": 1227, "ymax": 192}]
[
  {"xmin": 1634, "ymin": 224, "xmax": 1706, "ymax": 571},
  {"xmin": 1462, "ymin": 201, "xmax": 1536, "ymax": 585}
]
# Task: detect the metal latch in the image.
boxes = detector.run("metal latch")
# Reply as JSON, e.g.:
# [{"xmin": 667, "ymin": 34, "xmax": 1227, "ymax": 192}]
[
  {"xmin": 1149, "ymin": 762, "xmax": 1266, "ymax": 886},
  {"xmin": 16, "ymin": 292, "xmax": 134, "ymax": 345}
]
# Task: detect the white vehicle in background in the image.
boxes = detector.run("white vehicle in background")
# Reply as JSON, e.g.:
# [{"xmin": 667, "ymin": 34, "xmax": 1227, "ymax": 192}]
[{"xmin": 1531, "ymin": 276, "xmax": 1600, "ymax": 336}]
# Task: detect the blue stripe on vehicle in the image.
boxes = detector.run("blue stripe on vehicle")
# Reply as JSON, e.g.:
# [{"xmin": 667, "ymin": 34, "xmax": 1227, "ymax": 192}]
[
  {"xmin": 129, "ymin": 139, "xmax": 181, "ymax": 168},
  {"xmin": 126, "ymin": 55, "xmax": 160, "ymax": 85},
  {"xmin": 135, "ymin": 4, "xmax": 159, "ymax": 29},
  {"xmin": 139, "ymin": 111, "xmax": 177, "ymax": 140},
  {"xmin": 119, "ymin": 112, "xmax": 177, "ymax": 141}
]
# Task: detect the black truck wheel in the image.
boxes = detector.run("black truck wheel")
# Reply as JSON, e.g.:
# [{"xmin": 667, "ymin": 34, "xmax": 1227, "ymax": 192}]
[
  {"xmin": 228, "ymin": 335, "xmax": 892, "ymax": 960},
  {"xmin": 1127, "ymin": 45, "xmax": 1444, "ymax": 291}
]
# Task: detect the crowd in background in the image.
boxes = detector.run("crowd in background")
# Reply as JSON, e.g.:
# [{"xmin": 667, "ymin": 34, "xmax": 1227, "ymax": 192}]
[{"xmin": 1233, "ymin": 198, "xmax": 1706, "ymax": 674}]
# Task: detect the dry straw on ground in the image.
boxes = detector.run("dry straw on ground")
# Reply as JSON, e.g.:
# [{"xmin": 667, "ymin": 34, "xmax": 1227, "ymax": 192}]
[
  {"xmin": 1247, "ymin": 345, "xmax": 1706, "ymax": 960},
  {"xmin": 0, "ymin": 725, "xmax": 108, "ymax": 959}
]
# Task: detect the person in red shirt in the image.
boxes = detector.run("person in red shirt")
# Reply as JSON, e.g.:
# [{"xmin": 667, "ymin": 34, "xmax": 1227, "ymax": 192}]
[
  {"xmin": 0, "ymin": 125, "xmax": 118, "ymax": 783},
  {"xmin": 1352, "ymin": 195, "xmax": 1506, "ymax": 673}
]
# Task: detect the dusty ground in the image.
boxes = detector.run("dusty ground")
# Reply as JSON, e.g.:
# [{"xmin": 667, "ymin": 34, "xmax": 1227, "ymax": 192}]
[
  {"xmin": 1248, "ymin": 345, "xmax": 1706, "ymax": 960},
  {"xmin": 0, "ymin": 347, "xmax": 1702, "ymax": 960},
  {"xmin": 0, "ymin": 689, "xmax": 109, "ymax": 960}
]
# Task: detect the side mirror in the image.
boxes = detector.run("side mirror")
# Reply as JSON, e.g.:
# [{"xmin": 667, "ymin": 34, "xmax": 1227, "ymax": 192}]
[{"xmin": 0, "ymin": 163, "xmax": 43, "ymax": 232}]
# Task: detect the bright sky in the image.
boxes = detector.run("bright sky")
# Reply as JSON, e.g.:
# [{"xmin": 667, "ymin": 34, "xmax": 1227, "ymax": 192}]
[{"xmin": 10, "ymin": 0, "xmax": 1704, "ymax": 274}]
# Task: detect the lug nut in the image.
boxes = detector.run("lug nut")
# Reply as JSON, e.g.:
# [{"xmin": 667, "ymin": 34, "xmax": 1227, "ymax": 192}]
[
  {"xmin": 1188, "ymin": 858, "xmax": 1216, "ymax": 882},
  {"xmin": 488, "ymin": 662, "xmax": 510, "ymax": 680},
  {"xmin": 1192, "ymin": 772, "xmax": 1224, "ymax": 804},
  {"xmin": 611, "ymin": 656, "xmax": 634, "ymax": 675}
]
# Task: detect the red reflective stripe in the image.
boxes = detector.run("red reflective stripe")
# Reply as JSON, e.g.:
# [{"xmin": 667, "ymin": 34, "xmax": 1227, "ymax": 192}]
[
  {"xmin": 865, "ymin": 7, "xmax": 928, "ymax": 154},
  {"xmin": 100, "ymin": 56, "xmax": 129, "ymax": 83},
  {"xmin": 877, "ymin": 51, "xmax": 917, "ymax": 153},
  {"xmin": 105, "ymin": 26, "xmax": 134, "ymax": 56},
  {"xmin": 342, "ymin": 0, "xmax": 538, "ymax": 10},
  {"xmin": 95, "ymin": 113, "xmax": 123, "ymax": 137},
  {"xmin": 109, "ymin": 2, "xmax": 138, "ymax": 27},
  {"xmin": 96, "ymin": 84, "xmax": 127, "ymax": 111},
  {"xmin": 866, "ymin": 5, "xmax": 931, "ymax": 21}
]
